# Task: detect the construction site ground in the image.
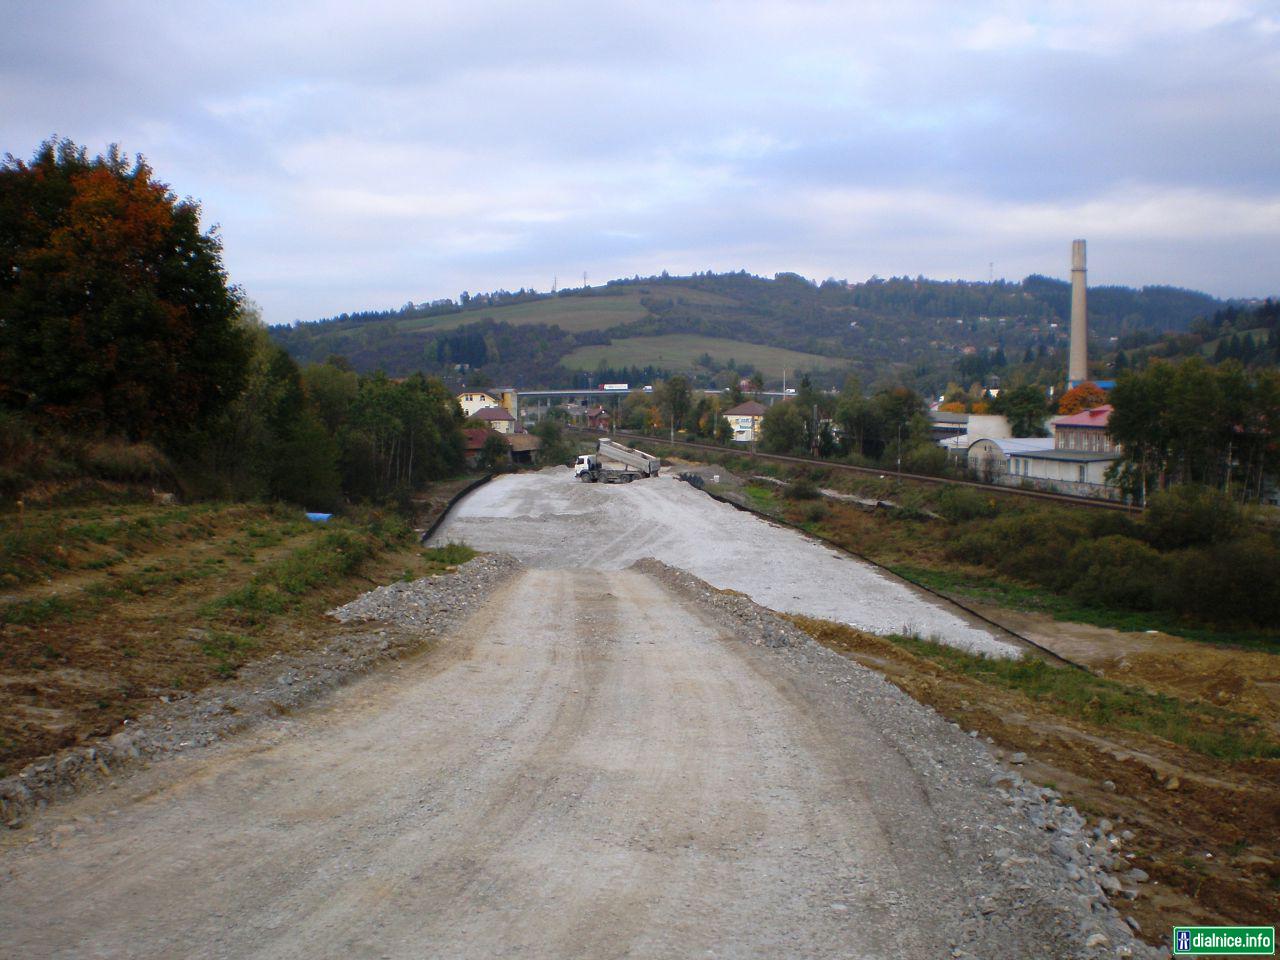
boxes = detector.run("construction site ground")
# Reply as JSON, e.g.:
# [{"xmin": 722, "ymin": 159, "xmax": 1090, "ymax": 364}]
[
  {"xmin": 1, "ymin": 466, "xmax": 1276, "ymax": 955},
  {"xmin": 0, "ymin": 476, "xmax": 479, "ymax": 775},
  {"xmin": 666, "ymin": 458, "xmax": 1280, "ymax": 933}
]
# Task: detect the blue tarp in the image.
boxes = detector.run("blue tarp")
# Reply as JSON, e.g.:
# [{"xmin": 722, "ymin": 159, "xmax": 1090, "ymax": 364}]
[{"xmin": 305, "ymin": 512, "xmax": 332, "ymax": 523}]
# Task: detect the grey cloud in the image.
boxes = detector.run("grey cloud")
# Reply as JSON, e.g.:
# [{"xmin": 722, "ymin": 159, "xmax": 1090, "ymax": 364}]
[{"xmin": 3, "ymin": 1, "xmax": 1277, "ymax": 323}]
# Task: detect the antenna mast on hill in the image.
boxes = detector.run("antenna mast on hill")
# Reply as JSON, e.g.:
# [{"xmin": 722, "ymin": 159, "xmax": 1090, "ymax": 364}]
[
  {"xmin": 989, "ymin": 262, "xmax": 994, "ymax": 283},
  {"xmin": 583, "ymin": 271, "xmax": 588, "ymax": 288},
  {"xmin": 552, "ymin": 275, "xmax": 557, "ymax": 294}
]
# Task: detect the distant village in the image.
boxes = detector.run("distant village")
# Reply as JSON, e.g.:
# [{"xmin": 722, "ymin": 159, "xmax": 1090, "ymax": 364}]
[{"xmin": 453, "ymin": 241, "xmax": 1149, "ymax": 504}]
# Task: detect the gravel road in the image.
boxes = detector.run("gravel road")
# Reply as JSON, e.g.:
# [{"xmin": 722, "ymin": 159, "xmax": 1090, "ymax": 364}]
[
  {"xmin": 0, "ymin": 566, "xmax": 1149, "ymax": 959},
  {"xmin": 430, "ymin": 469, "xmax": 1019, "ymax": 656}
]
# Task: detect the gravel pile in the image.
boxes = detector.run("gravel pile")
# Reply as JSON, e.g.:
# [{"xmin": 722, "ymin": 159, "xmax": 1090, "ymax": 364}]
[
  {"xmin": 637, "ymin": 557, "xmax": 1164, "ymax": 960},
  {"xmin": 330, "ymin": 553, "xmax": 518, "ymax": 627},
  {"xmin": 0, "ymin": 554, "xmax": 520, "ymax": 824}
]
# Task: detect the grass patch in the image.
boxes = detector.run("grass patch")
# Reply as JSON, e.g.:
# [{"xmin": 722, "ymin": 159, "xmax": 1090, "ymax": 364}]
[
  {"xmin": 0, "ymin": 502, "xmax": 268, "ymax": 585},
  {"xmin": 881, "ymin": 629, "xmax": 1280, "ymax": 761},
  {"xmin": 890, "ymin": 563, "xmax": 1280, "ymax": 652},
  {"xmin": 205, "ymin": 514, "xmax": 411, "ymax": 625},
  {"xmin": 0, "ymin": 595, "xmax": 80, "ymax": 625},
  {"xmin": 200, "ymin": 631, "xmax": 257, "ymax": 678},
  {"xmin": 419, "ymin": 542, "xmax": 477, "ymax": 576},
  {"xmin": 742, "ymin": 483, "xmax": 780, "ymax": 513},
  {"xmin": 563, "ymin": 333, "xmax": 852, "ymax": 376}
]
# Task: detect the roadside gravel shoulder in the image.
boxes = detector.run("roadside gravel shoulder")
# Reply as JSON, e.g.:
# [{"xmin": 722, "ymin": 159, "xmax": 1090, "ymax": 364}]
[
  {"xmin": 635, "ymin": 557, "xmax": 1165, "ymax": 960},
  {"xmin": 0, "ymin": 554, "xmax": 519, "ymax": 824}
]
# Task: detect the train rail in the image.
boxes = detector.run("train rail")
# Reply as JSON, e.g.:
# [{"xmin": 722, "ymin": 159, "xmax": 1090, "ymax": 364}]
[{"xmin": 571, "ymin": 429, "xmax": 1138, "ymax": 513}]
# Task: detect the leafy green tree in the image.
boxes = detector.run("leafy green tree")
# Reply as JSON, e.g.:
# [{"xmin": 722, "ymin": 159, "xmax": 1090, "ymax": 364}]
[
  {"xmin": 301, "ymin": 360, "xmax": 359, "ymax": 433},
  {"xmin": 657, "ymin": 375, "xmax": 692, "ymax": 432},
  {"xmin": 761, "ymin": 401, "xmax": 807, "ymax": 455},
  {"xmin": 477, "ymin": 433, "xmax": 510, "ymax": 471},
  {"xmin": 0, "ymin": 138, "xmax": 249, "ymax": 440},
  {"xmin": 714, "ymin": 411, "xmax": 734, "ymax": 444},
  {"xmin": 190, "ymin": 320, "xmax": 340, "ymax": 507},
  {"xmin": 1107, "ymin": 357, "xmax": 1280, "ymax": 503},
  {"xmin": 991, "ymin": 385, "xmax": 1050, "ymax": 437},
  {"xmin": 533, "ymin": 417, "xmax": 573, "ymax": 466}
]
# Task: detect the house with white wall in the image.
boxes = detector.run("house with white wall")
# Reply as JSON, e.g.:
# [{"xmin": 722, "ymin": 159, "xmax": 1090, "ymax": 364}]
[
  {"xmin": 723, "ymin": 400, "xmax": 766, "ymax": 443},
  {"xmin": 457, "ymin": 391, "xmax": 500, "ymax": 418}
]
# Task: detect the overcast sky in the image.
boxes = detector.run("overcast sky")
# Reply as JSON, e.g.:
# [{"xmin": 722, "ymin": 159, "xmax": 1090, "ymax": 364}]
[{"xmin": 3, "ymin": 1, "xmax": 1278, "ymax": 323}]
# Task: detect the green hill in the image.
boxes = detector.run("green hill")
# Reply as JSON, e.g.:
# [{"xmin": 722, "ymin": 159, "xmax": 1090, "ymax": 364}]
[{"xmin": 270, "ymin": 271, "xmax": 1233, "ymax": 391}]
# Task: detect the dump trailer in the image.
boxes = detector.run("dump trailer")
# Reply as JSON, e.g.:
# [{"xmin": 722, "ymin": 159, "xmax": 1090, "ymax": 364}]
[{"xmin": 573, "ymin": 438, "xmax": 661, "ymax": 483}]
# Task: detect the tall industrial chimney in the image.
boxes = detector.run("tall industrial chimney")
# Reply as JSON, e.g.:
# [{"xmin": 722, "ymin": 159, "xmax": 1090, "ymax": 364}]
[{"xmin": 1068, "ymin": 239, "xmax": 1088, "ymax": 385}]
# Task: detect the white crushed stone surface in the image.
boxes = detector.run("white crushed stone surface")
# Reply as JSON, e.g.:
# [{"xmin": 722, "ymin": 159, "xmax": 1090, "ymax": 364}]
[{"xmin": 431, "ymin": 468, "xmax": 1019, "ymax": 657}]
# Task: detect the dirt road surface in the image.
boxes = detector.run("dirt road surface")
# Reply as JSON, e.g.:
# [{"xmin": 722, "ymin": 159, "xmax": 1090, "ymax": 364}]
[
  {"xmin": 431, "ymin": 470, "xmax": 1018, "ymax": 657},
  {"xmin": 0, "ymin": 566, "xmax": 1124, "ymax": 959}
]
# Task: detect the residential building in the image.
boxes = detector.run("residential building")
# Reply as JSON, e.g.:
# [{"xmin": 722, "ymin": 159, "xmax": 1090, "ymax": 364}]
[
  {"xmin": 461, "ymin": 428, "xmax": 492, "ymax": 468},
  {"xmin": 723, "ymin": 400, "xmax": 766, "ymax": 443},
  {"xmin": 585, "ymin": 405, "xmax": 612, "ymax": 431},
  {"xmin": 458, "ymin": 387, "xmax": 519, "ymax": 420},
  {"xmin": 457, "ymin": 390, "xmax": 500, "ymax": 418},
  {"xmin": 471, "ymin": 405, "xmax": 516, "ymax": 435}
]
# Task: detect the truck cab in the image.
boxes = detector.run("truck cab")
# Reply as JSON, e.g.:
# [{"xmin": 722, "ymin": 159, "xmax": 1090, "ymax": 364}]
[{"xmin": 573, "ymin": 454, "xmax": 598, "ymax": 480}]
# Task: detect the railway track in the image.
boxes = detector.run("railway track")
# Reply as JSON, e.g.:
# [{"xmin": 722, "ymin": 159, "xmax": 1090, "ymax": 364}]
[{"xmin": 571, "ymin": 429, "xmax": 1138, "ymax": 512}]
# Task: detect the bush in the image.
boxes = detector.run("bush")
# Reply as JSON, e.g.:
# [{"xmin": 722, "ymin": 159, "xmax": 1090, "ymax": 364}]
[
  {"xmin": 1160, "ymin": 536, "xmax": 1280, "ymax": 627},
  {"xmin": 786, "ymin": 477, "xmax": 820, "ymax": 500},
  {"xmin": 900, "ymin": 441, "xmax": 949, "ymax": 477},
  {"xmin": 1141, "ymin": 485, "xmax": 1244, "ymax": 550},
  {"xmin": 947, "ymin": 509, "xmax": 1091, "ymax": 591},
  {"xmin": 82, "ymin": 440, "xmax": 172, "ymax": 482},
  {"xmin": 936, "ymin": 485, "xmax": 999, "ymax": 523},
  {"xmin": 1065, "ymin": 535, "xmax": 1165, "ymax": 610}
]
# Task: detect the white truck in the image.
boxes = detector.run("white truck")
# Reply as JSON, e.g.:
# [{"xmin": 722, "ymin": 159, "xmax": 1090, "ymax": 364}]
[{"xmin": 573, "ymin": 438, "xmax": 661, "ymax": 483}]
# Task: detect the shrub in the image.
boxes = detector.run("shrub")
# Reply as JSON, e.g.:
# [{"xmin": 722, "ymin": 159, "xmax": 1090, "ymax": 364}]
[
  {"xmin": 786, "ymin": 477, "xmax": 820, "ymax": 500},
  {"xmin": 1065, "ymin": 535, "xmax": 1165, "ymax": 610},
  {"xmin": 948, "ymin": 509, "xmax": 1091, "ymax": 591},
  {"xmin": 900, "ymin": 442, "xmax": 949, "ymax": 477},
  {"xmin": 803, "ymin": 502, "xmax": 827, "ymax": 524},
  {"xmin": 936, "ymin": 485, "xmax": 999, "ymax": 523},
  {"xmin": 1141, "ymin": 485, "xmax": 1243, "ymax": 550},
  {"xmin": 1160, "ymin": 536, "xmax": 1280, "ymax": 627},
  {"xmin": 82, "ymin": 440, "xmax": 172, "ymax": 482}
]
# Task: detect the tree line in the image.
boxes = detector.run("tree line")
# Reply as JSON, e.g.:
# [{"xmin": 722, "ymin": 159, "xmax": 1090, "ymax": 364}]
[{"xmin": 1, "ymin": 139, "xmax": 466, "ymax": 509}]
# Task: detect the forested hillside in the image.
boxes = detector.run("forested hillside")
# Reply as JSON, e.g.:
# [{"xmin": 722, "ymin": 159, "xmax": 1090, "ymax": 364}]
[{"xmin": 270, "ymin": 271, "xmax": 1227, "ymax": 391}]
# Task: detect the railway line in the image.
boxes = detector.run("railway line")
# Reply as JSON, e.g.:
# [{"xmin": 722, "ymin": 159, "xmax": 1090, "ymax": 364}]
[{"xmin": 573, "ymin": 429, "xmax": 1139, "ymax": 513}]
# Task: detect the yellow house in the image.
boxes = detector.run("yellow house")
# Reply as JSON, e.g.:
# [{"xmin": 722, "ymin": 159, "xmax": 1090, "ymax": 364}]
[
  {"xmin": 723, "ymin": 400, "xmax": 766, "ymax": 443},
  {"xmin": 457, "ymin": 391, "xmax": 500, "ymax": 418},
  {"xmin": 457, "ymin": 388, "xmax": 519, "ymax": 420}
]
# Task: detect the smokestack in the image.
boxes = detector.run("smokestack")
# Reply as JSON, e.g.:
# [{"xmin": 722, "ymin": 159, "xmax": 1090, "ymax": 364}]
[{"xmin": 1068, "ymin": 239, "xmax": 1088, "ymax": 385}]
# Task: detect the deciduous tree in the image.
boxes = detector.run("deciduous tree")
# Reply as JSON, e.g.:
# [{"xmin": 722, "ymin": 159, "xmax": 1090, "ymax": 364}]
[{"xmin": 0, "ymin": 139, "xmax": 249, "ymax": 439}]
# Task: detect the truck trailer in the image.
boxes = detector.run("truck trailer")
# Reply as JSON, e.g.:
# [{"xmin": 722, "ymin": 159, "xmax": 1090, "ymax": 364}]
[{"xmin": 573, "ymin": 438, "xmax": 661, "ymax": 483}]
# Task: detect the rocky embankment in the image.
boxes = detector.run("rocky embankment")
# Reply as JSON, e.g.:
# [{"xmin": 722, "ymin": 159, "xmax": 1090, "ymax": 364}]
[
  {"xmin": 0, "ymin": 554, "xmax": 519, "ymax": 824},
  {"xmin": 636, "ymin": 557, "xmax": 1163, "ymax": 960}
]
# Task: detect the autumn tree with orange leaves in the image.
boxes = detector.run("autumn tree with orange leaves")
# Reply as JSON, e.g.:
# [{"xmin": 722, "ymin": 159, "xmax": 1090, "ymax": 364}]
[
  {"xmin": 0, "ymin": 139, "xmax": 249, "ymax": 440},
  {"xmin": 1058, "ymin": 381, "xmax": 1108, "ymax": 415}
]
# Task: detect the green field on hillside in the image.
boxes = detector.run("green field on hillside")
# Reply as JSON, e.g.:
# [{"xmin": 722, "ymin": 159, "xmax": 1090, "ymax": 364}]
[
  {"xmin": 395, "ymin": 286, "xmax": 743, "ymax": 335},
  {"xmin": 562, "ymin": 334, "xmax": 850, "ymax": 375},
  {"xmin": 394, "ymin": 292, "xmax": 649, "ymax": 334}
]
